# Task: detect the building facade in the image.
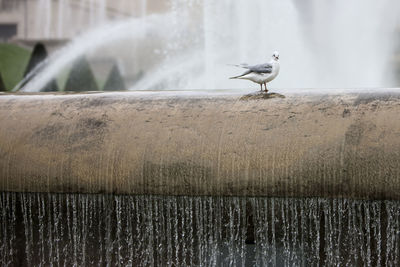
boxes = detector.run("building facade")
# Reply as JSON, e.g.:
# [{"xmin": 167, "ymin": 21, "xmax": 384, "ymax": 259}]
[{"xmin": 0, "ymin": 0, "xmax": 167, "ymax": 41}]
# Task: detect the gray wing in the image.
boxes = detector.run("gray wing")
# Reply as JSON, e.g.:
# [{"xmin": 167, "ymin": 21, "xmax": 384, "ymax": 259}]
[
  {"xmin": 230, "ymin": 62, "xmax": 272, "ymax": 78},
  {"xmin": 245, "ymin": 63, "xmax": 273, "ymax": 74}
]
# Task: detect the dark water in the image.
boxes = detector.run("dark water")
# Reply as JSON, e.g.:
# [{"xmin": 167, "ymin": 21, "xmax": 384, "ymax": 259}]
[{"xmin": 1, "ymin": 192, "xmax": 399, "ymax": 266}]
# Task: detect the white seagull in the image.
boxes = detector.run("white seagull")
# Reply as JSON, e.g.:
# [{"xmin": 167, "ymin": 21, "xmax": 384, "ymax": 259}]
[{"xmin": 230, "ymin": 51, "xmax": 280, "ymax": 92}]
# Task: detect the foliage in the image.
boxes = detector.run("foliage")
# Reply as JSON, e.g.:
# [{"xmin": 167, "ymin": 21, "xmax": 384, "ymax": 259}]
[
  {"xmin": 64, "ymin": 56, "xmax": 99, "ymax": 92},
  {"xmin": 0, "ymin": 44, "xmax": 30, "ymax": 91},
  {"xmin": 103, "ymin": 64, "xmax": 126, "ymax": 91},
  {"xmin": 0, "ymin": 72, "xmax": 6, "ymax": 91}
]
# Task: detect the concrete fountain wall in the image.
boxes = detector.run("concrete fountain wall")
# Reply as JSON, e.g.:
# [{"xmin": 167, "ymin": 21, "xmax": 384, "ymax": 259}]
[{"xmin": 1, "ymin": 90, "xmax": 400, "ymax": 199}]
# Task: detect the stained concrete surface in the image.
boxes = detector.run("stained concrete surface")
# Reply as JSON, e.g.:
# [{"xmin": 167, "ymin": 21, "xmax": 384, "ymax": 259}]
[{"xmin": 1, "ymin": 90, "xmax": 400, "ymax": 199}]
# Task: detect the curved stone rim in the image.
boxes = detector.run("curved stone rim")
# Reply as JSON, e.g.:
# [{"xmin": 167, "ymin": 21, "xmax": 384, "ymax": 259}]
[{"xmin": 1, "ymin": 90, "xmax": 400, "ymax": 200}]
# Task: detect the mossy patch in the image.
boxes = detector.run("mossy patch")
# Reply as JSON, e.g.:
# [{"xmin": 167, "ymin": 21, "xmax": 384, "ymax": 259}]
[{"xmin": 240, "ymin": 91, "xmax": 285, "ymax": 101}]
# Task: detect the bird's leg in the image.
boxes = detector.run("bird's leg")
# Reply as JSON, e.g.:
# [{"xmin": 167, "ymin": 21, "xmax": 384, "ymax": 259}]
[
  {"xmin": 264, "ymin": 83, "xmax": 268, "ymax": 93},
  {"xmin": 260, "ymin": 84, "xmax": 263, "ymax": 91}
]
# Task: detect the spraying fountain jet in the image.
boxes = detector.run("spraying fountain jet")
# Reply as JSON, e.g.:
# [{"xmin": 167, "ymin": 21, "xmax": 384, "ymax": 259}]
[{"xmin": 15, "ymin": 0, "xmax": 400, "ymax": 93}]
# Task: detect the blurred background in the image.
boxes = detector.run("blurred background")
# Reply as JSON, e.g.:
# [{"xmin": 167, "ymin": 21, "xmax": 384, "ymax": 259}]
[{"xmin": 0, "ymin": 0, "xmax": 400, "ymax": 92}]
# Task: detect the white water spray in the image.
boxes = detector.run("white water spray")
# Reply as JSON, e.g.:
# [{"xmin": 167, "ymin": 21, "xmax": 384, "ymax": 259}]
[{"xmin": 19, "ymin": 0, "xmax": 400, "ymax": 92}]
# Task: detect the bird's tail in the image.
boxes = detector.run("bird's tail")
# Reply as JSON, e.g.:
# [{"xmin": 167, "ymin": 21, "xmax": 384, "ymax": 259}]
[
  {"xmin": 229, "ymin": 69, "xmax": 251, "ymax": 79},
  {"xmin": 227, "ymin": 63, "xmax": 249, "ymax": 68},
  {"xmin": 228, "ymin": 63, "xmax": 250, "ymax": 79}
]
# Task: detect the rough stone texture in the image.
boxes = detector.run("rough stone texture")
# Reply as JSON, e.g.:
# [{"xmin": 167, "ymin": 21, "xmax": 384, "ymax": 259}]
[{"xmin": 1, "ymin": 90, "xmax": 400, "ymax": 199}]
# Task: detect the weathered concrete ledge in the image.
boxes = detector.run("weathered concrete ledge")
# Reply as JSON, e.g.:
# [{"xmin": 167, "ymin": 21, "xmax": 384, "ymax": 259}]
[{"xmin": 1, "ymin": 90, "xmax": 400, "ymax": 199}]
